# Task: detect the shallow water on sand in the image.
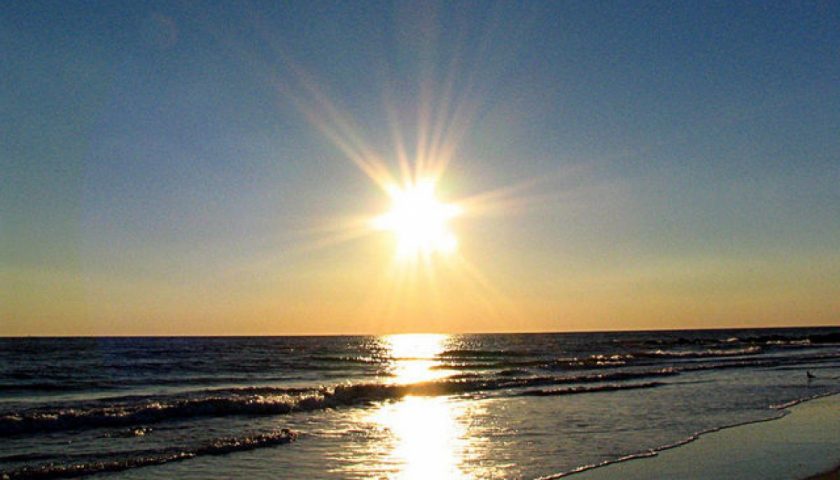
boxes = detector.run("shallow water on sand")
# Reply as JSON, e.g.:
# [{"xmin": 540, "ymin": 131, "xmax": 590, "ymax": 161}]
[{"xmin": 2, "ymin": 328, "xmax": 839, "ymax": 479}]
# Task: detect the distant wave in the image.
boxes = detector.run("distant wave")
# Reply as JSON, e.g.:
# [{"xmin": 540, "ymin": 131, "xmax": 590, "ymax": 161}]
[
  {"xmin": 0, "ymin": 375, "xmax": 313, "ymax": 395},
  {"xmin": 311, "ymin": 355, "xmax": 384, "ymax": 364},
  {"xmin": 681, "ymin": 352, "xmax": 840, "ymax": 373},
  {"xmin": 765, "ymin": 339, "xmax": 812, "ymax": 346},
  {"xmin": 0, "ymin": 429, "xmax": 297, "ymax": 479},
  {"xmin": 751, "ymin": 332, "xmax": 840, "ymax": 345},
  {"xmin": 432, "ymin": 353, "xmax": 633, "ymax": 372},
  {"xmin": 438, "ymin": 349, "xmax": 531, "ymax": 358},
  {"xmin": 0, "ymin": 382, "xmax": 121, "ymax": 393},
  {"xmin": 638, "ymin": 346, "xmax": 762, "ymax": 359},
  {"xmin": 541, "ymin": 354, "xmax": 634, "ymax": 370},
  {"xmin": 431, "ymin": 347, "xmax": 771, "ymax": 373},
  {"xmin": 517, "ymin": 382, "xmax": 664, "ymax": 397},
  {"xmin": 313, "ymin": 349, "xmax": 533, "ymax": 363},
  {"xmin": 638, "ymin": 331, "xmax": 840, "ymax": 347}
]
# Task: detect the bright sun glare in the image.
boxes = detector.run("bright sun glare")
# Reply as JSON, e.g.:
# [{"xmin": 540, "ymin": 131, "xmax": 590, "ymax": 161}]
[{"xmin": 372, "ymin": 179, "xmax": 463, "ymax": 259}]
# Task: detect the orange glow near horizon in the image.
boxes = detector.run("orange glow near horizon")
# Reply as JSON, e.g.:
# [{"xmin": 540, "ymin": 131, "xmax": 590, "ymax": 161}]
[{"xmin": 259, "ymin": 50, "xmax": 553, "ymax": 334}]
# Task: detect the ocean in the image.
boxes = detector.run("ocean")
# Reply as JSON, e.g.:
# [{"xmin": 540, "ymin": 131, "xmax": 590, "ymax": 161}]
[{"xmin": 1, "ymin": 328, "xmax": 839, "ymax": 479}]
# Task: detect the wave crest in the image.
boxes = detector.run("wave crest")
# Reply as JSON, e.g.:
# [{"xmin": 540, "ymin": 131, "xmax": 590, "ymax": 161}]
[
  {"xmin": 0, "ymin": 429, "xmax": 297, "ymax": 479},
  {"xmin": 0, "ymin": 369, "xmax": 679, "ymax": 436}
]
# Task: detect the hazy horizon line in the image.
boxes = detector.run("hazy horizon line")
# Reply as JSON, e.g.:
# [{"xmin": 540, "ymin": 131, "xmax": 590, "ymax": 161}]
[{"xmin": 2, "ymin": 323, "xmax": 837, "ymax": 339}]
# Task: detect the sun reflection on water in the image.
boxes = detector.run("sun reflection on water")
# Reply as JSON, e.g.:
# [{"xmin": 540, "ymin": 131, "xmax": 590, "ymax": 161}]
[
  {"xmin": 371, "ymin": 395, "xmax": 470, "ymax": 480},
  {"xmin": 384, "ymin": 333, "xmax": 450, "ymax": 384},
  {"xmin": 368, "ymin": 334, "xmax": 470, "ymax": 478},
  {"xmin": 328, "ymin": 334, "xmax": 501, "ymax": 478}
]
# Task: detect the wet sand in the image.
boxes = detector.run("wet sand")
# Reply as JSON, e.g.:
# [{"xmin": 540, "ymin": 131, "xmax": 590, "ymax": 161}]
[{"xmin": 570, "ymin": 393, "xmax": 840, "ymax": 480}]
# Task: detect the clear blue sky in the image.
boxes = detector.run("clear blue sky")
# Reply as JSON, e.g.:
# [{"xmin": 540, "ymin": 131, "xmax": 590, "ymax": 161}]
[{"xmin": 2, "ymin": 1, "xmax": 838, "ymax": 334}]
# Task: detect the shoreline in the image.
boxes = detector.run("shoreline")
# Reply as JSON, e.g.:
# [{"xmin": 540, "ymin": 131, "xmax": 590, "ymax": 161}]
[
  {"xmin": 807, "ymin": 465, "xmax": 840, "ymax": 480},
  {"xmin": 566, "ymin": 392, "xmax": 840, "ymax": 480}
]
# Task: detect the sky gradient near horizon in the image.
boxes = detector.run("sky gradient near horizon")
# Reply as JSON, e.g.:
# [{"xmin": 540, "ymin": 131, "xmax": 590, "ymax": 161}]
[{"xmin": 2, "ymin": 1, "xmax": 839, "ymax": 335}]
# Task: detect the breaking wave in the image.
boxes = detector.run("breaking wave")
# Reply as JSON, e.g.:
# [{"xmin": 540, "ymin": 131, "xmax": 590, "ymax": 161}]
[
  {"xmin": 0, "ymin": 429, "xmax": 297, "ymax": 479},
  {"xmin": 0, "ymin": 369, "xmax": 679, "ymax": 436}
]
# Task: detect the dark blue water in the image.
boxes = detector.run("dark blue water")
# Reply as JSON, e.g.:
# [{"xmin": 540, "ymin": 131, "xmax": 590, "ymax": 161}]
[{"xmin": 1, "ymin": 328, "xmax": 839, "ymax": 479}]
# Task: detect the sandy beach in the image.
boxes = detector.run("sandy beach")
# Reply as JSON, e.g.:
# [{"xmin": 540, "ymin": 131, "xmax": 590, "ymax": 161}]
[{"xmin": 571, "ymin": 394, "xmax": 840, "ymax": 480}]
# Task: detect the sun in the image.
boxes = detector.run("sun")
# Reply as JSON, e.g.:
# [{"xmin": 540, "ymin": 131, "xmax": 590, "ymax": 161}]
[{"xmin": 372, "ymin": 179, "xmax": 463, "ymax": 259}]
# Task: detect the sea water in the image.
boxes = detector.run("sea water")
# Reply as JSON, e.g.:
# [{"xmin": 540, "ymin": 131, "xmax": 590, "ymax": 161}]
[{"xmin": 1, "ymin": 328, "xmax": 839, "ymax": 479}]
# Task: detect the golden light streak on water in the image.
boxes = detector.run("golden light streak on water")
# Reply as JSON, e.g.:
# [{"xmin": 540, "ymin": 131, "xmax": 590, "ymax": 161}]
[
  {"xmin": 371, "ymin": 395, "xmax": 471, "ymax": 480},
  {"xmin": 384, "ymin": 333, "xmax": 450, "ymax": 384},
  {"xmin": 369, "ymin": 334, "xmax": 471, "ymax": 479}
]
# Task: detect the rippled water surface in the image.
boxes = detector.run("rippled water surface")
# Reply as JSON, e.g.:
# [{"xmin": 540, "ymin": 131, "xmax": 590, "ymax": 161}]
[{"xmin": 2, "ymin": 328, "xmax": 839, "ymax": 479}]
